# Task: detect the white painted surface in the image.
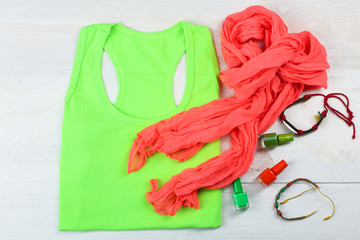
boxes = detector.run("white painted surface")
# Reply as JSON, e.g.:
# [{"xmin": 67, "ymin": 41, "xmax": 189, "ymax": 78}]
[{"xmin": 0, "ymin": 0, "xmax": 359, "ymax": 239}]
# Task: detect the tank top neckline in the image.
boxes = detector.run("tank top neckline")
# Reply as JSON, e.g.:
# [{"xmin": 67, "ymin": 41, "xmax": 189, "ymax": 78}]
[{"xmin": 94, "ymin": 21, "xmax": 195, "ymax": 127}]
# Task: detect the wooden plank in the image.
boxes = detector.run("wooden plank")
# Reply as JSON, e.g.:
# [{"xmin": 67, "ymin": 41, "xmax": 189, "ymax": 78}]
[
  {"xmin": 0, "ymin": 0, "xmax": 359, "ymax": 239},
  {"xmin": 0, "ymin": 182, "xmax": 358, "ymax": 239}
]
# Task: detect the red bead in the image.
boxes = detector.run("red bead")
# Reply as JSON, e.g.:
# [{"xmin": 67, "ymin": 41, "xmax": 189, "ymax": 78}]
[
  {"xmin": 298, "ymin": 130, "xmax": 303, "ymax": 135},
  {"xmin": 304, "ymin": 95, "xmax": 310, "ymax": 100},
  {"xmin": 312, "ymin": 125, "xmax": 318, "ymax": 130},
  {"xmin": 321, "ymin": 111, "xmax": 327, "ymax": 117},
  {"xmin": 280, "ymin": 114, "xmax": 286, "ymax": 120}
]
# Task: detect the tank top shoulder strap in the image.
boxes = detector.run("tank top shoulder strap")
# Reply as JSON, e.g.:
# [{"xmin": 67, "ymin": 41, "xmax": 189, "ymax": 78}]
[
  {"xmin": 64, "ymin": 23, "xmax": 115, "ymax": 106},
  {"xmin": 185, "ymin": 24, "xmax": 220, "ymax": 108}
]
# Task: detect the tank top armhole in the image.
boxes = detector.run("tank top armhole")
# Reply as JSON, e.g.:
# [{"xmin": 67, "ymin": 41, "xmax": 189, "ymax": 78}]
[
  {"xmin": 201, "ymin": 27, "xmax": 220, "ymax": 95},
  {"xmin": 65, "ymin": 26, "xmax": 88, "ymax": 105}
]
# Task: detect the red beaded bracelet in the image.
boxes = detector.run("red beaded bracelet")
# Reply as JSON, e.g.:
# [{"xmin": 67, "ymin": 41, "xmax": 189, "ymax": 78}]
[{"xmin": 280, "ymin": 93, "xmax": 356, "ymax": 139}]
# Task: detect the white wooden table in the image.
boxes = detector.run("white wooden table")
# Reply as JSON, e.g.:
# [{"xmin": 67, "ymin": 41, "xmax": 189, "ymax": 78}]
[{"xmin": 1, "ymin": 0, "xmax": 359, "ymax": 239}]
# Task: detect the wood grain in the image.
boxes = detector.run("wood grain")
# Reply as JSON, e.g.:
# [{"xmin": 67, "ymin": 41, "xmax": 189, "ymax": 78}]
[{"xmin": 0, "ymin": 0, "xmax": 359, "ymax": 239}]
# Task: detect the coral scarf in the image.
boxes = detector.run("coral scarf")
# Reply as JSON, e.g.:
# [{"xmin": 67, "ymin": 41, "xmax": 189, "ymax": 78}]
[{"xmin": 128, "ymin": 5, "xmax": 329, "ymax": 216}]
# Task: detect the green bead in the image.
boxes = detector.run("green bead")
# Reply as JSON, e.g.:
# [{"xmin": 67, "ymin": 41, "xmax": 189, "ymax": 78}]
[
  {"xmin": 276, "ymin": 194, "xmax": 281, "ymax": 199},
  {"xmin": 281, "ymin": 187, "xmax": 286, "ymax": 192},
  {"xmin": 275, "ymin": 202, "xmax": 279, "ymax": 208}
]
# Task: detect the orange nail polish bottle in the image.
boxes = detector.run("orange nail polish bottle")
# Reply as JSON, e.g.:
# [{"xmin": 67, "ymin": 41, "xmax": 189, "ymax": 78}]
[{"xmin": 256, "ymin": 160, "xmax": 288, "ymax": 187}]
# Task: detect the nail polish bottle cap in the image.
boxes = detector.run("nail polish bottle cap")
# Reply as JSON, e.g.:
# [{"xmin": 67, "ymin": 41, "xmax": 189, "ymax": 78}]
[
  {"xmin": 271, "ymin": 160, "xmax": 288, "ymax": 175},
  {"xmin": 277, "ymin": 133, "xmax": 294, "ymax": 144}
]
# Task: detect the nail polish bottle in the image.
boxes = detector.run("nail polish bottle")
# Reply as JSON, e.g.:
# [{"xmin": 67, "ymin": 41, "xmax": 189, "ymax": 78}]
[
  {"xmin": 232, "ymin": 178, "xmax": 249, "ymax": 211},
  {"xmin": 256, "ymin": 160, "xmax": 288, "ymax": 187},
  {"xmin": 260, "ymin": 133, "xmax": 294, "ymax": 149}
]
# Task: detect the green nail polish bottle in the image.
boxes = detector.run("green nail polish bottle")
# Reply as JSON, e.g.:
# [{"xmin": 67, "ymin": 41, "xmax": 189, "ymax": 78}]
[
  {"xmin": 232, "ymin": 178, "xmax": 250, "ymax": 211},
  {"xmin": 260, "ymin": 133, "xmax": 294, "ymax": 149}
]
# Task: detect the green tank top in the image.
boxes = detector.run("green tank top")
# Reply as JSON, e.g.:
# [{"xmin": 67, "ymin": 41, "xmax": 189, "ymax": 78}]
[{"xmin": 59, "ymin": 21, "xmax": 221, "ymax": 230}]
